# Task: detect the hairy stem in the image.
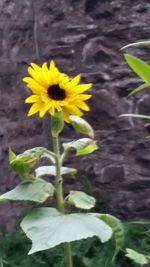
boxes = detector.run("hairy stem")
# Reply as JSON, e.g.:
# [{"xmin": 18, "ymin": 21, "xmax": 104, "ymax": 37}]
[{"xmin": 53, "ymin": 135, "xmax": 73, "ymax": 267}]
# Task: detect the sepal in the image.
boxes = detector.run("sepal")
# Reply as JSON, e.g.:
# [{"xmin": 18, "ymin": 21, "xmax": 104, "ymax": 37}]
[
  {"xmin": 70, "ymin": 115, "xmax": 94, "ymax": 138},
  {"xmin": 51, "ymin": 111, "xmax": 64, "ymax": 137}
]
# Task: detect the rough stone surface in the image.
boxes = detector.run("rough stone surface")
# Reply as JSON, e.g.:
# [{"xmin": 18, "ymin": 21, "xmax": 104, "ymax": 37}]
[
  {"xmin": 0, "ymin": 0, "xmax": 150, "ymax": 229},
  {"xmin": 100, "ymin": 164, "xmax": 125, "ymax": 184}
]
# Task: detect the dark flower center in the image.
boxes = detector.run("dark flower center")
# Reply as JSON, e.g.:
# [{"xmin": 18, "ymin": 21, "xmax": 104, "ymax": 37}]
[{"xmin": 47, "ymin": 85, "xmax": 66, "ymax": 100}]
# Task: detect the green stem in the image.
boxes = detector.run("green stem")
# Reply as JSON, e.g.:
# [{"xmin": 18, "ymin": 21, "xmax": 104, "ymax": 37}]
[
  {"xmin": 53, "ymin": 136, "xmax": 64, "ymax": 213},
  {"xmin": 52, "ymin": 135, "xmax": 73, "ymax": 267}
]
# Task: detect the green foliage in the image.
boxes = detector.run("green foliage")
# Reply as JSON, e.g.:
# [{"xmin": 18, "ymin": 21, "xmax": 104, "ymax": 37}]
[
  {"xmin": 1, "ymin": 219, "xmax": 150, "ymax": 267},
  {"xmin": 0, "ymin": 231, "xmax": 116, "ymax": 267},
  {"xmin": 70, "ymin": 115, "xmax": 94, "ymax": 138},
  {"xmin": 124, "ymin": 54, "xmax": 150, "ymax": 99},
  {"xmin": 125, "ymin": 248, "xmax": 150, "ymax": 265},
  {"xmin": 121, "ymin": 40, "xmax": 150, "ymax": 50},
  {"xmin": 9, "ymin": 147, "xmax": 54, "ymax": 180},
  {"xmin": 124, "ymin": 220, "xmax": 150, "ymax": 254},
  {"xmin": 124, "ymin": 54, "xmax": 150, "ymax": 83},
  {"xmin": 21, "ymin": 208, "xmax": 112, "ymax": 254},
  {"xmin": 0, "ymin": 179, "xmax": 54, "ymax": 203},
  {"xmin": 122, "ymin": 51, "xmax": 150, "ymax": 121},
  {"xmin": 35, "ymin": 166, "xmax": 77, "ymax": 177},
  {"xmin": 96, "ymin": 214, "xmax": 124, "ymax": 260},
  {"xmin": 120, "ymin": 114, "xmax": 150, "ymax": 120},
  {"xmin": 63, "ymin": 138, "xmax": 98, "ymax": 156},
  {"xmin": 9, "ymin": 147, "xmax": 16, "ymax": 162},
  {"xmin": 128, "ymin": 82, "xmax": 150, "ymax": 96},
  {"xmin": 66, "ymin": 191, "xmax": 96, "ymax": 210},
  {"xmin": 0, "ymin": 221, "xmax": 150, "ymax": 267}
]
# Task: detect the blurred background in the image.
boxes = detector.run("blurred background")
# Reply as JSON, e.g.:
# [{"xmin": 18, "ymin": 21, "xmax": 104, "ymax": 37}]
[{"xmin": 0, "ymin": 0, "xmax": 150, "ymax": 233}]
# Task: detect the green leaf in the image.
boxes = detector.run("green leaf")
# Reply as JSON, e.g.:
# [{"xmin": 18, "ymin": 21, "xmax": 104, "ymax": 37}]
[
  {"xmin": 125, "ymin": 248, "xmax": 150, "ymax": 265},
  {"xmin": 124, "ymin": 54, "xmax": 150, "ymax": 82},
  {"xmin": 63, "ymin": 138, "xmax": 98, "ymax": 156},
  {"xmin": 76, "ymin": 143, "xmax": 98, "ymax": 156},
  {"xmin": 9, "ymin": 147, "xmax": 16, "ymax": 163},
  {"xmin": 0, "ymin": 179, "xmax": 55, "ymax": 203},
  {"xmin": 35, "ymin": 166, "xmax": 77, "ymax": 177},
  {"xmin": 21, "ymin": 208, "xmax": 112, "ymax": 254},
  {"xmin": 121, "ymin": 40, "xmax": 150, "ymax": 50},
  {"xmin": 10, "ymin": 147, "xmax": 52, "ymax": 180},
  {"xmin": 120, "ymin": 114, "xmax": 150, "ymax": 120},
  {"xmin": 129, "ymin": 82, "xmax": 150, "ymax": 96},
  {"xmin": 70, "ymin": 115, "xmax": 94, "ymax": 138},
  {"xmin": 67, "ymin": 191, "xmax": 96, "ymax": 210},
  {"xmin": 95, "ymin": 214, "xmax": 124, "ymax": 260},
  {"xmin": 51, "ymin": 111, "xmax": 64, "ymax": 137}
]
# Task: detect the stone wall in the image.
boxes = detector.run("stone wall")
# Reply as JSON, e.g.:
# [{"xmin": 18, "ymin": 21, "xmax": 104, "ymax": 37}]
[{"xmin": 0, "ymin": 0, "xmax": 150, "ymax": 230}]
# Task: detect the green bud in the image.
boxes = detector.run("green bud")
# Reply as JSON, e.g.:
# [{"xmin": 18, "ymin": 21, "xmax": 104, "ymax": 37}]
[
  {"xmin": 70, "ymin": 115, "xmax": 94, "ymax": 138},
  {"xmin": 9, "ymin": 147, "xmax": 48, "ymax": 180}
]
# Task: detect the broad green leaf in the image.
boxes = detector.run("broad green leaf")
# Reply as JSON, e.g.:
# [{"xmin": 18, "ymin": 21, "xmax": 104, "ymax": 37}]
[
  {"xmin": 21, "ymin": 208, "xmax": 112, "ymax": 254},
  {"xmin": 121, "ymin": 40, "xmax": 150, "ymax": 50},
  {"xmin": 51, "ymin": 111, "xmax": 64, "ymax": 137},
  {"xmin": 76, "ymin": 143, "xmax": 98, "ymax": 156},
  {"xmin": 0, "ymin": 179, "xmax": 54, "ymax": 203},
  {"xmin": 120, "ymin": 114, "xmax": 150, "ymax": 120},
  {"xmin": 67, "ymin": 191, "xmax": 96, "ymax": 210},
  {"xmin": 124, "ymin": 54, "xmax": 150, "ymax": 82},
  {"xmin": 125, "ymin": 248, "xmax": 149, "ymax": 265},
  {"xmin": 63, "ymin": 138, "xmax": 98, "ymax": 156},
  {"xmin": 42, "ymin": 151, "xmax": 55, "ymax": 163},
  {"xmin": 95, "ymin": 214, "xmax": 124, "ymax": 260},
  {"xmin": 10, "ymin": 147, "xmax": 53, "ymax": 180},
  {"xmin": 70, "ymin": 115, "xmax": 94, "ymax": 138},
  {"xmin": 129, "ymin": 82, "xmax": 150, "ymax": 96},
  {"xmin": 35, "ymin": 166, "xmax": 77, "ymax": 177}
]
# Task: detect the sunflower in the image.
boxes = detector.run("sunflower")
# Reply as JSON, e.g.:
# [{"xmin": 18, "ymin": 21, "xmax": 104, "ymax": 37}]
[{"xmin": 23, "ymin": 60, "xmax": 92, "ymax": 122}]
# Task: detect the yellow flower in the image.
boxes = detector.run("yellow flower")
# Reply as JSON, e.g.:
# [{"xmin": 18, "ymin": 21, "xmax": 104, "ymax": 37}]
[{"xmin": 22, "ymin": 61, "xmax": 92, "ymax": 122}]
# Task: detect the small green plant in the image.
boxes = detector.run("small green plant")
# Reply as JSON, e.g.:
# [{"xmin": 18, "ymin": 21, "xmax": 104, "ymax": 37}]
[
  {"xmin": 120, "ymin": 40, "xmax": 150, "ymax": 265},
  {"xmin": 121, "ymin": 40, "xmax": 150, "ymax": 120},
  {"xmin": 0, "ymin": 61, "xmax": 124, "ymax": 267}
]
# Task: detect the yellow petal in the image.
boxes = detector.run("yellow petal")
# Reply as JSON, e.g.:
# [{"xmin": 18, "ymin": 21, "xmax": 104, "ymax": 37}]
[
  {"xmin": 56, "ymin": 100, "xmax": 68, "ymax": 106},
  {"xmin": 27, "ymin": 102, "xmax": 43, "ymax": 116},
  {"xmin": 62, "ymin": 107, "xmax": 70, "ymax": 123},
  {"xmin": 28, "ymin": 66, "xmax": 47, "ymax": 88},
  {"xmin": 41, "ymin": 93, "xmax": 50, "ymax": 103},
  {"xmin": 59, "ymin": 74, "xmax": 70, "ymax": 87},
  {"xmin": 49, "ymin": 60, "xmax": 60, "ymax": 84},
  {"xmin": 49, "ymin": 60, "xmax": 55, "ymax": 70},
  {"xmin": 74, "ymin": 83, "xmax": 92, "ymax": 94},
  {"xmin": 23, "ymin": 77, "xmax": 46, "ymax": 94},
  {"xmin": 70, "ymin": 94, "xmax": 92, "ymax": 102},
  {"xmin": 67, "ymin": 74, "xmax": 81, "ymax": 89},
  {"xmin": 28, "ymin": 67, "xmax": 42, "ymax": 83},
  {"xmin": 76, "ymin": 101, "xmax": 90, "ymax": 111},
  {"xmin": 77, "ymin": 94, "xmax": 92, "ymax": 100},
  {"xmin": 66, "ymin": 105, "xmax": 83, "ymax": 117},
  {"xmin": 31, "ymin": 63, "xmax": 42, "ymax": 72},
  {"xmin": 54, "ymin": 102, "xmax": 63, "ymax": 112},
  {"xmin": 39, "ymin": 102, "xmax": 52, "ymax": 118},
  {"xmin": 41, "ymin": 63, "xmax": 52, "ymax": 85},
  {"xmin": 25, "ymin": 95, "xmax": 40, "ymax": 103},
  {"xmin": 49, "ymin": 101, "xmax": 55, "ymax": 116}
]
